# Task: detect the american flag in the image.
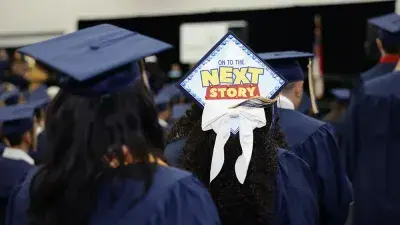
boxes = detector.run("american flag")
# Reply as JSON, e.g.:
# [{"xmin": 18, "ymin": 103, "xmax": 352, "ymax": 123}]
[{"xmin": 313, "ymin": 14, "xmax": 324, "ymax": 99}]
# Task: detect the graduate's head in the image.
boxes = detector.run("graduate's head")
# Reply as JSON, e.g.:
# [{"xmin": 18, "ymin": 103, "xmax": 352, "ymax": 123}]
[
  {"xmin": 170, "ymin": 33, "xmax": 289, "ymax": 225},
  {"xmin": 259, "ymin": 51, "xmax": 318, "ymax": 113},
  {"xmin": 369, "ymin": 13, "xmax": 400, "ymax": 55},
  {"xmin": 25, "ymin": 86, "xmax": 51, "ymax": 134},
  {"xmin": 18, "ymin": 24, "xmax": 172, "ymax": 225},
  {"xmin": 0, "ymin": 104, "xmax": 38, "ymax": 152}
]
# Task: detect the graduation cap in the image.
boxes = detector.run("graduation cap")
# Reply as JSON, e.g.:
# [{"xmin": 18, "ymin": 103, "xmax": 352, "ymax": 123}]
[
  {"xmin": 177, "ymin": 32, "xmax": 287, "ymax": 134},
  {"xmin": 0, "ymin": 104, "xmax": 35, "ymax": 136},
  {"xmin": 158, "ymin": 84, "xmax": 182, "ymax": 98},
  {"xmin": 0, "ymin": 84, "xmax": 20, "ymax": 106},
  {"xmin": 368, "ymin": 13, "xmax": 400, "ymax": 44},
  {"xmin": 171, "ymin": 104, "xmax": 191, "ymax": 121},
  {"xmin": 154, "ymin": 93, "xmax": 171, "ymax": 112},
  {"xmin": 27, "ymin": 85, "xmax": 50, "ymax": 103},
  {"xmin": 331, "ymin": 88, "xmax": 351, "ymax": 103},
  {"xmin": 17, "ymin": 24, "xmax": 173, "ymax": 95},
  {"xmin": 258, "ymin": 51, "xmax": 318, "ymax": 114},
  {"xmin": 176, "ymin": 31, "xmax": 287, "ymax": 184}
]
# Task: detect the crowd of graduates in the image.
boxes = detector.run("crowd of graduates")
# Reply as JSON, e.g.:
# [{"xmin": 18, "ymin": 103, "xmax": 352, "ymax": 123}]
[{"xmin": 0, "ymin": 11, "xmax": 399, "ymax": 225}]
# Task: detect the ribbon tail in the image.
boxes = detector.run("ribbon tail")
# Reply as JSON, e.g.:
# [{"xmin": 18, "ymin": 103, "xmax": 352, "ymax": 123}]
[
  {"xmin": 234, "ymin": 109, "xmax": 266, "ymax": 184},
  {"xmin": 209, "ymin": 116, "xmax": 230, "ymax": 183}
]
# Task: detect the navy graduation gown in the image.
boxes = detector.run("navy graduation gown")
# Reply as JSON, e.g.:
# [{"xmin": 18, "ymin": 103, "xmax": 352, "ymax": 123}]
[
  {"xmin": 0, "ymin": 158, "xmax": 33, "ymax": 225},
  {"xmin": 164, "ymin": 139, "xmax": 319, "ymax": 225},
  {"xmin": 343, "ymin": 71, "xmax": 400, "ymax": 225},
  {"xmin": 278, "ymin": 108, "xmax": 352, "ymax": 225},
  {"xmin": 360, "ymin": 62, "xmax": 396, "ymax": 83},
  {"xmin": 6, "ymin": 165, "xmax": 220, "ymax": 225},
  {"xmin": 351, "ymin": 60, "xmax": 396, "ymax": 98}
]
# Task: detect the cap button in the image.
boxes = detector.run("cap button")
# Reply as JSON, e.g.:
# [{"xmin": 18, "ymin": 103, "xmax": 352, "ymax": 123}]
[{"xmin": 90, "ymin": 44, "xmax": 100, "ymax": 50}]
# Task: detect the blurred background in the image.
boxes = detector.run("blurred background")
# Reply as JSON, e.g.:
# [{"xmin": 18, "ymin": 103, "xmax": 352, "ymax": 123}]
[{"xmin": 0, "ymin": 0, "xmax": 398, "ymax": 115}]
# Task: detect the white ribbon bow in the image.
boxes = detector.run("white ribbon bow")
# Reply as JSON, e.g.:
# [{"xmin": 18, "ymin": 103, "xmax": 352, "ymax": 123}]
[{"xmin": 201, "ymin": 102, "xmax": 266, "ymax": 184}]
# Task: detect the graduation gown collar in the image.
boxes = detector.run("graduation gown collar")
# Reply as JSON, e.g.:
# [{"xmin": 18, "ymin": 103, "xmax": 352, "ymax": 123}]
[
  {"xmin": 158, "ymin": 118, "xmax": 168, "ymax": 128},
  {"xmin": 2, "ymin": 147, "xmax": 35, "ymax": 165},
  {"xmin": 379, "ymin": 54, "xmax": 399, "ymax": 64},
  {"xmin": 277, "ymin": 95, "xmax": 295, "ymax": 110}
]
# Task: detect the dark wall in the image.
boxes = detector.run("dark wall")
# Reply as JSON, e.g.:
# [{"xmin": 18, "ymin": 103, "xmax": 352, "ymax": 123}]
[{"xmin": 79, "ymin": 1, "xmax": 395, "ymax": 77}]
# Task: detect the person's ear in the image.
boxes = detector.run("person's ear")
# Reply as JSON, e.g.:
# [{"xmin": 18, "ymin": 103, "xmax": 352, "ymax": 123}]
[
  {"xmin": 293, "ymin": 81, "xmax": 304, "ymax": 98},
  {"xmin": 24, "ymin": 131, "xmax": 33, "ymax": 147},
  {"xmin": 140, "ymin": 60, "xmax": 150, "ymax": 91},
  {"xmin": 376, "ymin": 38, "xmax": 383, "ymax": 52}
]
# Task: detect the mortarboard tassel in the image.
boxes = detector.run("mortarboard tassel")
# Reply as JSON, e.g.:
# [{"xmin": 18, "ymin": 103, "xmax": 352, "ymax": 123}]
[{"xmin": 308, "ymin": 58, "xmax": 319, "ymax": 114}]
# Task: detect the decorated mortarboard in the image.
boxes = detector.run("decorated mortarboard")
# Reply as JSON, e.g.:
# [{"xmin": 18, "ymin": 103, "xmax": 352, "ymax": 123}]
[
  {"xmin": 177, "ymin": 31, "xmax": 287, "ymax": 184},
  {"xmin": 259, "ymin": 51, "xmax": 318, "ymax": 114},
  {"xmin": 171, "ymin": 104, "xmax": 191, "ymax": 121},
  {"xmin": 331, "ymin": 88, "xmax": 351, "ymax": 102},
  {"xmin": 0, "ymin": 104, "xmax": 36, "ymax": 136},
  {"xmin": 18, "ymin": 24, "xmax": 172, "ymax": 95},
  {"xmin": 369, "ymin": 13, "xmax": 400, "ymax": 44}
]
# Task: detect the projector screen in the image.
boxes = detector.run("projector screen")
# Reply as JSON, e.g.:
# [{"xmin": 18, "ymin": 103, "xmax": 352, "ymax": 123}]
[{"xmin": 180, "ymin": 21, "xmax": 248, "ymax": 64}]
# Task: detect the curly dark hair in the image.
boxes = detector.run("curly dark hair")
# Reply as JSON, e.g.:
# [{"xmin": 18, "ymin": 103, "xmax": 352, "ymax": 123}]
[{"xmin": 167, "ymin": 103, "xmax": 288, "ymax": 225}]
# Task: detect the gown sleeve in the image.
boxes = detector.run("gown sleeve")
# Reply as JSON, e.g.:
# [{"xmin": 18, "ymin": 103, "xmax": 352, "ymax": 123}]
[
  {"xmin": 292, "ymin": 124, "xmax": 352, "ymax": 225},
  {"xmin": 160, "ymin": 175, "xmax": 221, "ymax": 225},
  {"xmin": 92, "ymin": 166, "xmax": 220, "ymax": 225},
  {"xmin": 6, "ymin": 167, "xmax": 38, "ymax": 225},
  {"xmin": 275, "ymin": 148, "xmax": 319, "ymax": 225},
  {"xmin": 164, "ymin": 138, "xmax": 186, "ymax": 167}
]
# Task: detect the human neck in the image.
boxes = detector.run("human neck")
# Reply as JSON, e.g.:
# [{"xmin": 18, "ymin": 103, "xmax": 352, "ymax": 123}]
[{"xmin": 10, "ymin": 144, "xmax": 29, "ymax": 153}]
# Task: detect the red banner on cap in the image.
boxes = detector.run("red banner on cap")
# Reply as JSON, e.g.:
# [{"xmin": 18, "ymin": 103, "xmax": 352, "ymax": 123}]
[{"xmin": 205, "ymin": 84, "xmax": 260, "ymax": 100}]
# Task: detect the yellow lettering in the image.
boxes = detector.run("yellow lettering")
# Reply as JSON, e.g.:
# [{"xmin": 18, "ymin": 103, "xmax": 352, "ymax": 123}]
[
  {"xmin": 247, "ymin": 67, "xmax": 264, "ymax": 84},
  {"xmin": 209, "ymin": 88, "xmax": 218, "ymax": 98},
  {"xmin": 246, "ymin": 87, "xmax": 256, "ymax": 97},
  {"xmin": 219, "ymin": 67, "xmax": 233, "ymax": 84},
  {"xmin": 226, "ymin": 88, "xmax": 237, "ymax": 98},
  {"xmin": 238, "ymin": 87, "xmax": 247, "ymax": 97},
  {"xmin": 233, "ymin": 68, "xmax": 250, "ymax": 84},
  {"xmin": 218, "ymin": 88, "xmax": 227, "ymax": 97},
  {"xmin": 201, "ymin": 69, "xmax": 219, "ymax": 86}
]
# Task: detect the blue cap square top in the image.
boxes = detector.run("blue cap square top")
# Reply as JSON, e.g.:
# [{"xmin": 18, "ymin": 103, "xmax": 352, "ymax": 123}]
[
  {"xmin": 369, "ymin": 13, "xmax": 400, "ymax": 44},
  {"xmin": 18, "ymin": 24, "xmax": 172, "ymax": 95},
  {"xmin": 176, "ymin": 31, "xmax": 287, "ymax": 134}
]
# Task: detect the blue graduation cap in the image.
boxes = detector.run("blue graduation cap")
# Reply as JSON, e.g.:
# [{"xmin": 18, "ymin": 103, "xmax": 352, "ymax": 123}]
[
  {"xmin": 331, "ymin": 88, "xmax": 351, "ymax": 102},
  {"xmin": 258, "ymin": 51, "xmax": 313, "ymax": 82},
  {"xmin": 1, "ymin": 99, "xmax": 51, "ymax": 136},
  {"xmin": 158, "ymin": 84, "xmax": 182, "ymax": 98},
  {"xmin": 369, "ymin": 13, "xmax": 400, "ymax": 44},
  {"xmin": 0, "ymin": 104, "xmax": 35, "ymax": 136},
  {"xmin": 259, "ymin": 51, "xmax": 318, "ymax": 114},
  {"xmin": 171, "ymin": 104, "xmax": 191, "ymax": 121},
  {"xmin": 154, "ymin": 92, "xmax": 171, "ymax": 112},
  {"xmin": 26, "ymin": 85, "xmax": 50, "ymax": 110},
  {"xmin": 18, "ymin": 24, "xmax": 173, "ymax": 95},
  {"xmin": 0, "ymin": 84, "xmax": 20, "ymax": 105}
]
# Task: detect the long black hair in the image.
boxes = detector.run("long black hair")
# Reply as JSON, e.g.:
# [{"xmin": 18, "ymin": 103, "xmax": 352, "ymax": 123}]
[
  {"xmin": 28, "ymin": 78, "xmax": 165, "ymax": 225},
  {"xmin": 167, "ymin": 104, "xmax": 288, "ymax": 225}
]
